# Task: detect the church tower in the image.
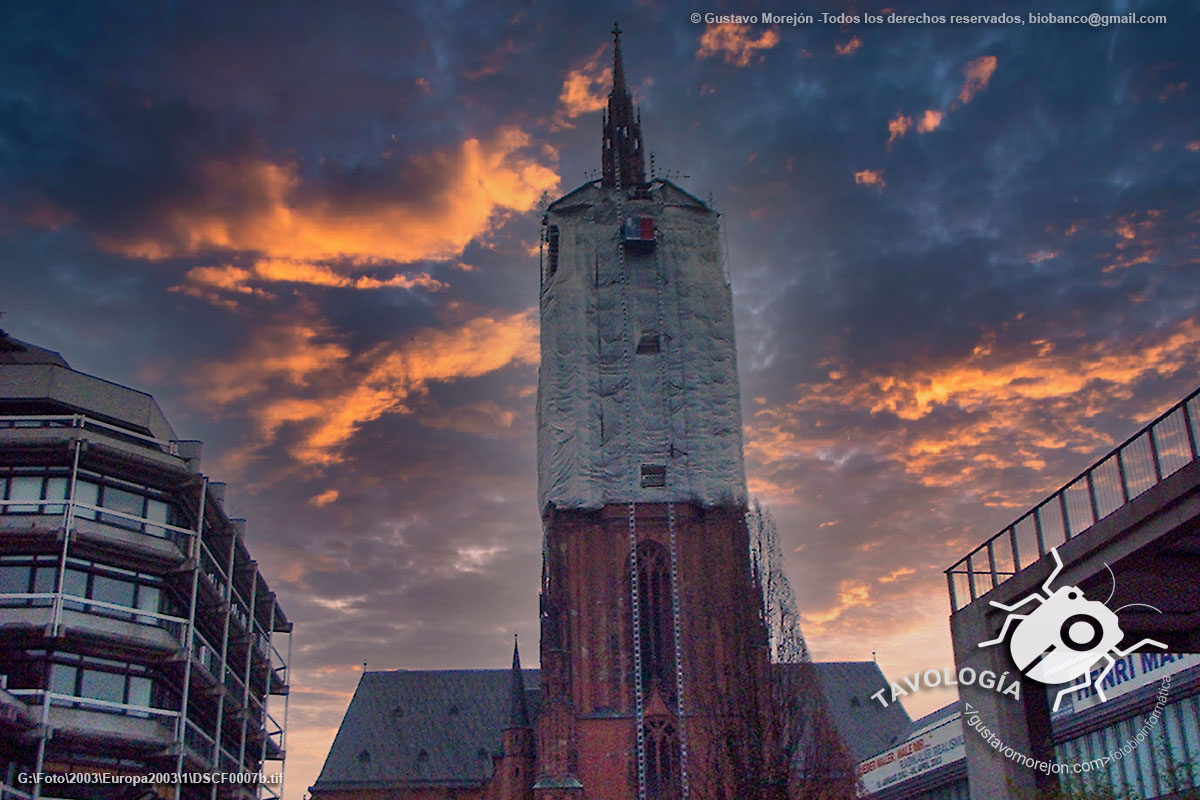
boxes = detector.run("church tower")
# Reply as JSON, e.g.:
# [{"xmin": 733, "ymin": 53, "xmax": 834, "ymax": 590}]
[{"xmin": 535, "ymin": 25, "xmax": 779, "ymax": 800}]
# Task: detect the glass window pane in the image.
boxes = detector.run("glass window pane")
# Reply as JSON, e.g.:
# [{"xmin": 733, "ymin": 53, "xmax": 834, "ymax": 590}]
[
  {"xmin": 136, "ymin": 585, "xmax": 160, "ymax": 612},
  {"xmin": 127, "ymin": 675, "xmax": 152, "ymax": 708},
  {"xmin": 92, "ymin": 575, "xmax": 135, "ymax": 608},
  {"xmin": 0, "ymin": 566, "xmax": 30, "ymax": 594},
  {"xmin": 145, "ymin": 498, "xmax": 169, "ymax": 537},
  {"xmin": 74, "ymin": 481, "xmax": 99, "ymax": 520},
  {"xmin": 135, "ymin": 585, "xmax": 161, "ymax": 625},
  {"xmin": 7, "ymin": 476, "xmax": 42, "ymax": 513},
  {"xmin": 62, "ymin": 569, "xmax": 88, "ymax": 598},
  {"xmin": 32, "ymin": 567, "xmax": 57, "ymax": 594},
  {"xmin": 80, "ymin": 669, "xmax": 125, "ymax": 704},
  {"xmin": 100, "ymin": 486, "xmax": 144, "ymax": 529},
  {"xmin": 43, "ymin": 477, "xmax": 68, "ymax": 515},
  {"xmin": 49, "ymin": 664, "xmax": 77, "ymax": 696}
]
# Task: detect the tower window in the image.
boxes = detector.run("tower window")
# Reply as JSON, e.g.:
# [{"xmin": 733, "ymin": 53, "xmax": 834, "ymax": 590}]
[
  {"xmin": 621, "ymin": 216, "xmax": 656, "ymax": 251},
  {"xmin": 636, "ymin": 541, "xmax": 674, "ymax": 696},
  {"xmin": 640, "ymin": 464, "xmax": 666, "ymax": 488},
  {"xmin": 645, "ymin": 716, "xmax": 681, "ymax": 800},
  {"xmin": 546, "ymin": 225, "xmax": 560, "ymax": 276},
  {"xmin": 636, "ymin": 333, "xmax": 660, "ymax": 354}
]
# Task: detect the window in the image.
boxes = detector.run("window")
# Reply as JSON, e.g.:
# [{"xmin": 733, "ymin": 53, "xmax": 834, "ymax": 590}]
[
  {"xmin": 646, "ymin": 716, "xmax": 681, "ymax": 800},
  {"xmin": 71, "ymin": 477, "xmax": 179, "ymax": 538},
  {"xmin": 58, "ymin": 558, "xmax": 170, "ymax": 627},
  {"xmin": 640, "ymin": 464, "xmax": 667, "ymax": 488},
  {"xmin": 636, "ymin": 333, "xmax": 660, "ymax": 354},
  {"xmin": 0, "ymin": 556, "xmax": 58, "ymax": 607},
  {"xmin": 46, "ymin": 656, "xmax": 158, "ymax": 716},
  {"xmin": 546, "ymin": 225, "xmax": 560, "ymax": 276},
  {"xmin": 637, "ymin": 541, "xmax": 675, "ymax": 697},
  {"xmin": 0, "ymin": 474, "xmax": 68, "ymax": 515}
]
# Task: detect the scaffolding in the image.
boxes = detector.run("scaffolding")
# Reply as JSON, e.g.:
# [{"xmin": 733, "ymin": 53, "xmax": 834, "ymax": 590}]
[{"xmin": 0, "ymin": 414, "xmax": 290, "ymax": 800}]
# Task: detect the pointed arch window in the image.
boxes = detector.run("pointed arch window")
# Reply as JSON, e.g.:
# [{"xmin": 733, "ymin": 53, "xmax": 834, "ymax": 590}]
[
  {"xmin": 646, "ymin": 716, "xmax": 681, "ymax": 800},
  {"xmin": 637, "ymin": 541, "xmax": 675, "ymax": 697}
]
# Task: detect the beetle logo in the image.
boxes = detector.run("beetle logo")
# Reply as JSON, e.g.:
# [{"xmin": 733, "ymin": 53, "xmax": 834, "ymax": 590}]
[{"xmin": 978, "ymin": 547, "xmax": 1167, "ymax": 712}]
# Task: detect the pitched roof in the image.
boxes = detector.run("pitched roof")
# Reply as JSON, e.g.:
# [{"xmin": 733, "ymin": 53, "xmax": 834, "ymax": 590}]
[
  {"xmin": 902, "ymin": 700, "xmax": 961, "ymax": 740},
  {"xmin": 311, "ymin": 669, "xmax": 541, "ymax": 793},
  {"xmin": 807, "ymin": 662, "xmax": 913, "ymax": 761},
  {"xmin": 312, "ymin": 661, "xmax": 908, "ymax": 792},
  {"xmin": 508, "ymin": 639, "xmax": 531, "ymax": 729}
]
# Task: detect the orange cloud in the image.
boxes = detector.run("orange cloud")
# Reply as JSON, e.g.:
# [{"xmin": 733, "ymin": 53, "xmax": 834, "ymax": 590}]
[
  {"xmin": 887, "ymin": 114, "xmax": 911, "ymax": 147},
  {"xmin": 917, "ymin": 109, "xmax": 943, "ymax": 133},
  {"xmin": 99, "ymin": 128, "xmax": 559, "ymax": 267},
  {"xmin": 835, "ymin": 36, "xmax": 862, "ymax": 56},
  {"xmin": 557, "ymin": 46, "xmax": 611, "ymax": 125},
  {"xmin": 956, "ymin": 55, "xmax": 997, "ymax": 106},
  {"xmin": 191, "ymin": 310, "xmax": 540, "ymax": 467},
  {"xmin": 172, "ymin": 260, "xmax": 446, "ymax": 305},
  {"xmin": 854, "ymin": 169, "xmax": 885, "ymax": 191},
  {"xmin": 1027, "ymin": 250, "xmax": 1058, "ymax": 263},
  {"xmin": 1103, "ymin": 209, "xmax": 1162, "ymax": 273},
  {"xmin": 745, "ymin": 318, "xmax": 1200, "ymax": 504},
  {"xmin": 696, "ymin": 24, "xmax": 780, "ymax": 67},
  {"xmin": 309, "ymin": 489, "xmax": 339, "ymax": 507}
]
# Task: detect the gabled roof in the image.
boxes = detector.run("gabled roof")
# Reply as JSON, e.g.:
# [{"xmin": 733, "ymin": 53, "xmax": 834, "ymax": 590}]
[
  {"xmin": 547, "ymin": 178, "xmax": 712, "ymax": 215},
  {"xmin": 313, "ymin": 661, "xmax": 907, "ymax": 792},
  {"xmin": 311, "ymin": 669, "xmax": 541, "ymax": 793},
  {"xmin": 807, "ymin": 661, "xmax": 913, "ymax": 761}
]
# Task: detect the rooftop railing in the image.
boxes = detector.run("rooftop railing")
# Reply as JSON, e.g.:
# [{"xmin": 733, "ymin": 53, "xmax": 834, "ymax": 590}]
[{"xmin": 947, "ymin": 386, "xmax": 1199, "ymax": 611}]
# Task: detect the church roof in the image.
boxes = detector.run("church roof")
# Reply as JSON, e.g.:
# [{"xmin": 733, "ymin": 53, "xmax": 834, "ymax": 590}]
[
  {"xmin": 310, "ymin": 668, "xmax": 541, "ymax": 793},
  {"xmin": 806, "ymin": 661, "xmax": 914, "ymax": 761},
  {"xmin": 547, "ymin": 178, "xmax": 713, "ymax": 215},
  {"xmin": 312, "ymin": 661, "xmax": 908, "ymax": 793}
]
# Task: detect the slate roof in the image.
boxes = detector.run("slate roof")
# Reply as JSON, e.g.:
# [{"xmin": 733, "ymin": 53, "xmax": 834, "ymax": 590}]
[
  {"xmin": 902, "ymin": 700, "xmax": 961, "ymax": 740},
  {"xmin": 807, "ymin": 661, "xmax": 913, "ymax": 762},
  {"xmin": 312, "ymin": 661, "xmax": 908, "ymax": 792},
  {"xmin": 311, "ymin": 668, "xmax": 541, "ymax": 793}
]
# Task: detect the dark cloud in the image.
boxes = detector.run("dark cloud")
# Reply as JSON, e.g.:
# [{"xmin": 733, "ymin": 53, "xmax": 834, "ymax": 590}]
[{"xmin": 1, "ymin": 1, "xmax": 1198, "ymax": 794}]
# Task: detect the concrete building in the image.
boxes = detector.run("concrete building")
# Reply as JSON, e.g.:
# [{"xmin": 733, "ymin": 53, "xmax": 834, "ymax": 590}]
[
  {"xmin": 0, "ymin": 332, "xmax": 291, "ymax": 800},
  {"xmin": 940, "ymin": 385, "xmax": 1200, "ymax": 799}
]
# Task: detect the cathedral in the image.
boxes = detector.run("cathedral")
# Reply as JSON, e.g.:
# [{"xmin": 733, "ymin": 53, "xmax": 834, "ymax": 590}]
[{"xmin": 310, "ymin": 27, "xmax": 905, "ymax": 800}]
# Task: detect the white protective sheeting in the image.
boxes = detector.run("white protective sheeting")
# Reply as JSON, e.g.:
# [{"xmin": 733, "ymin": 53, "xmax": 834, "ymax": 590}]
[{"xmin": 537, "ymin": 180, "xmax": 747, "ymax": 511}]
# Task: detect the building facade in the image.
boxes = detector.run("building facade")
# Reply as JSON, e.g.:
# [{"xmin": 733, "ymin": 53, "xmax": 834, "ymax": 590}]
[
  {"xmin": 313, "ymin": 26, "xmax": 859, "ymax": 800},
  {"xmin": 0, "ymin": 332, "xmax": 290, "ymax": 800},
  {"xmin": 534, "ymin": 23, "xmax": 779, "ymax": 799}
]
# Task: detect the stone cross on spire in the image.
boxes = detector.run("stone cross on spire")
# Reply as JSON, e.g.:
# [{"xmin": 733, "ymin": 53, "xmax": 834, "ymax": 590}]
[{"xmin": 601, "ymin": 21, "xmax": 645, "ymax": 189}]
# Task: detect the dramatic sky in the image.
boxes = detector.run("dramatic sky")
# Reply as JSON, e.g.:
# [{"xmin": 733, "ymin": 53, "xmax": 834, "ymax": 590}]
[{"xmin": 2, "ymin": 1, "xmax": 1198, "ymax": 795}]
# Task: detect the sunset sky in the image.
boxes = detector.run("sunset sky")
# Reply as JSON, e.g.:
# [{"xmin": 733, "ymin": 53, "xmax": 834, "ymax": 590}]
[{"xmin": 2, "ymin": 2, "xmax": 1198, "ymax": 796}]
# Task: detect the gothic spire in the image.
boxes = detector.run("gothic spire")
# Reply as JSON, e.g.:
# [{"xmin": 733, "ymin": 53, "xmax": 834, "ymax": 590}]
[
  {"xmin": 601, "ymin": 22, "xmax": 645, "ymax": 189},
  {"xmin": 507, "ymin": 635, "xmax": 530, "ymax": 728}
]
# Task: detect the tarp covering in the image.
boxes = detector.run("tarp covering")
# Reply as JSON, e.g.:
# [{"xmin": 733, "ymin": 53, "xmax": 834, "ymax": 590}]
[{"xmin": 537, "ymin": 180, "xmax": 747, "ymax": 510}]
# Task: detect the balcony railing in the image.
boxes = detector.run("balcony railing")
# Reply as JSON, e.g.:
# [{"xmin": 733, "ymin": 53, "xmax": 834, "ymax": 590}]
[
  {"xmin": 0, "ymin": 591, "xmax": 187, "ymax": 641},
  {"xmin": 946, "ymin": 386, "xmax": 1199, "ymax": 611},
  {"xmin": 0, "ymin": 414, "xmax": 177, "ymax": 456}
]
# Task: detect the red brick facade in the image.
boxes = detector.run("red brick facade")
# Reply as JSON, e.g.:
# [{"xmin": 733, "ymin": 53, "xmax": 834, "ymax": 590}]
[{"xmin": 535, "ymin": 503, "xmax": 782, "ymax": 800}]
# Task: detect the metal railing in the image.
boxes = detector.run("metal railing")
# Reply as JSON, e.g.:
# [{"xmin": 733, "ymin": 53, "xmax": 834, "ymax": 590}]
[
  {"xmin": 0, "ymin": 414, "xmax": 179, "ymax": 456},
  {"xmin": 947, "ymin": 386, "xmax": 1199, "ymax": 611}
]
